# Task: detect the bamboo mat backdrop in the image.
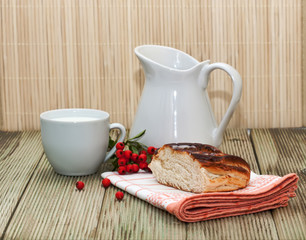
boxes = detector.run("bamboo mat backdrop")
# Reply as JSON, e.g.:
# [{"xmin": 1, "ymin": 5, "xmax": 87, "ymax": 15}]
[{"xmin": 0, "ymin": 0, "xmax": 303, "ymax": 131}]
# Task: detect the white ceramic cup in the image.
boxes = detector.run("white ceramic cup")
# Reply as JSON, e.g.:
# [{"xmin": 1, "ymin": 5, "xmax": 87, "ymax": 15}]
[{"xmin": 40, "ymin": 109, "xmax": 126, "ymax": 176}]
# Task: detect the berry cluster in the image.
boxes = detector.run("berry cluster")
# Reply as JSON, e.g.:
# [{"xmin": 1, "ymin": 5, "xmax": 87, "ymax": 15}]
[{"xmin": 114, "ymin": 142, "xmax": 156, "ymax": 175}]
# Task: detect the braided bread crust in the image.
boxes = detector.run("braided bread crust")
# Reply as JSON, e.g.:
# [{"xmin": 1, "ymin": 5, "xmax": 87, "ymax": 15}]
[{"xmin": 149, "ymin": 143, "xmax": 250, "ymax": 193}]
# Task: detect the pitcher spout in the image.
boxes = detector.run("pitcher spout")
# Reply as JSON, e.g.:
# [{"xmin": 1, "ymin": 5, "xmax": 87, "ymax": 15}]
[
  {"xmin": 135, "ymin": 45, "xmax": 201, "ymax": 72},
  {"xmin": 135, "ymin": 45, "xmax": 210, "ymax": 81}
]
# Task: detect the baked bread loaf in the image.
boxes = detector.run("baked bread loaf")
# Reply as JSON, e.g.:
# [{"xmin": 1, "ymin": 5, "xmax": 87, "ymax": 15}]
[{"xmin": 149, "ymin": 143, "xmax": 250, "ymax": 193}]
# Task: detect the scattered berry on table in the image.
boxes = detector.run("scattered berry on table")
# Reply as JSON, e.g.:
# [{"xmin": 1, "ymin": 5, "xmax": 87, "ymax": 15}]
[
  {"xmin": 116, "ymin": 150, "xmax": 124, "ymax": 158},
  {"xmin": 102, "ymin": 178, "xmax": 111, "ymax": 188},
  {"xmin": 139, "ymin": 154, "xmax": 147, "ymax": 162},
  {"xmin": 76, "ymin": 181, "xmax": 85, "ymax": 190},
  {"xmin": 118, "ymin": 157, "xmax": 127, "ymax": 166},
  {"xmin": 147, "ymin": 146, "xmax": 156, "ymax": 155},
  {"xmin": 124, "ymin": 150, "xmax": 132, "ymax": 159},
  {"xmin": 115, "ymin": 191, "xmax": 124, "ymax": 201},
  {"xmin": 116, "ymin": 142, "xmax": 125, "ymax": 150},
  {"xmin": 118, "ymin": 166, "xmax": 126, "ymax": 175}
]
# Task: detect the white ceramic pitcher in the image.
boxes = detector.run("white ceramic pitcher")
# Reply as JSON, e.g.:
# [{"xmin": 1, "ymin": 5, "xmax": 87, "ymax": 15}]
[{"xmin": 130, "ymin": 45, "xmax": 242, "ymax": 147}]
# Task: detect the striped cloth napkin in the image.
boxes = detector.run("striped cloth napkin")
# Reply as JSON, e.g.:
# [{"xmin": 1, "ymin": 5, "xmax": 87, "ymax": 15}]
[{"xmin": 101, "ymin": 171, "xmax": 298, "ymax": 222}]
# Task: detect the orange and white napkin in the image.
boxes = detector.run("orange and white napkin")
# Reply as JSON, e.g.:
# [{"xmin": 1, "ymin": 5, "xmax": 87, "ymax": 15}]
[{"xmin": 101, "ymin": 171, "xmax": 298, "ymax": 222}]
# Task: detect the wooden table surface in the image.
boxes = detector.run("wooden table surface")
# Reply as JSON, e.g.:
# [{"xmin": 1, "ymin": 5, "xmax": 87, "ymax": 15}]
[{"xmin": 0, "ymin": 128, "xmax": 305, "ymax": 240}]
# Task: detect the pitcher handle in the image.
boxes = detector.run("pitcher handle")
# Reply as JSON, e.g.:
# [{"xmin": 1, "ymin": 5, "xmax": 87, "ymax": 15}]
[
  {"xmin": 201, "ymin": 62, "xmax": 242, "ymax": 146},
  {"xmin": 104, "ymin": 123, "xmax": 126, "ymax": 162}
]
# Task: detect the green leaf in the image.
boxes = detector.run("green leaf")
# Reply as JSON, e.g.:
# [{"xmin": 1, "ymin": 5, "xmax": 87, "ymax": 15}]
[
  {"xmin": 139, "ymin": 142, "xmax": 148, "ymax": 150},
  {"xmin": 127, "ymin": 130, "xmax": 146, "ymax": 141},
  {"xmin": 128, "ymin": 141, "xmax": 148, "ymax": 153},
  {"xmin": 130, "ymin": 145, "xmax": 139, "ymax": 154},
  {"xmin": 146, "ymin": 154, "xmax": 152, "ymax": 164}
]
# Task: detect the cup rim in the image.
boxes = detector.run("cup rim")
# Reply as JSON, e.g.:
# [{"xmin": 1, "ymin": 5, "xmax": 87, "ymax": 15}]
[{"xmin": 40, "ymin": 108, "xmax": 109, "ymax": 123}]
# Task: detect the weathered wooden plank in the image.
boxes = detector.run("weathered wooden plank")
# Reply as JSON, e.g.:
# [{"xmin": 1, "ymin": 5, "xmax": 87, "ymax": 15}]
[
  {"xmin": 186, "ymin": 129, "xmax": 279, "ymax": 240},
  {"xmin": 2, "ymin": 129, "xmax": 303, "ymax": 239},
  {"xmin": 0, "ymin": 131, "xmax": 43, "ymax": 237},
  {"xmin": 251, "ymin": 128, "xmax": 306, "ymax": 239},
  {"xmin": 95, "ymin": 183, "xmax": 186, "ymax": 240},
  {"xmin": 2, "ymin": 155, "xmax": 109, "ymax": 240},
  {"xmin": 0, "ymin": 131, "xmax": 22, "ymax": 162}
]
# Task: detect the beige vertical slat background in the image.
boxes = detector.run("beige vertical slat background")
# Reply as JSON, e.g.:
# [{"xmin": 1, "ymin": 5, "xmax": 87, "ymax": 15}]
[{"xmin": 0, "ymin": 0, "xmax": 303, "ymax": 131}]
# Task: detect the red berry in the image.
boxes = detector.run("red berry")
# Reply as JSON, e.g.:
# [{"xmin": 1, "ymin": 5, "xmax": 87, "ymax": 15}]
[
  {"xmin": 102, "ymin": 178, "xmax": 111, "ymax": 188},
  {"xmin": 116, "ymin": 142, "xmax": 125, "ymax": 150},
  {"xmin": 126, "ymin": 164, "xmax": 133, "ymax": 173},
  {"xmin": 118, "ymin": 166, "xmax": 126, "ymax": 175},
  {"xmin": 132, "ymin": 164, "xmax": 139, "ymax": 173},
  {"xmin": 76, "ymin": 181, "xmax": 85, "ymax": 190},
  {"xmin": 147, "ymin": 146, "xmax": 156, "ymax": 155},
  {"xmin": 124, "ymin": 150, "xmax": 132, "ymax": 159},
  {"xmin": 115, "ymin": 191, "xmax": 124, "ymax": 200},
  {"xmin": 139, "ymin": 162, "xmax": 148, "ymax": 170},
  {"xmin": 131, "ymin": 153, "xmax": 139, "ymax": 163},
  {"xmin": 139, "ymin": 154, "xmax": 147, "ymax": 162},
  {"xmin": 118, "ymin": 157, "xmax": 127, "ymax": 166},
  {"xmin": 139, "ymin": 150, "xmax": 147, "ymax": 155},
  {"xmin": 116, "ymin": 150, "xmax": 124, "ymax": 158}
]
